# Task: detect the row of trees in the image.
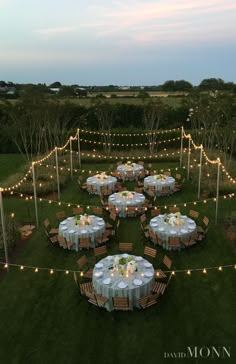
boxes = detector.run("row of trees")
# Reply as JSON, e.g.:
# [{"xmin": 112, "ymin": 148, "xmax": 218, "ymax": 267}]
[
  {"xmin": 0, "ymin": 91, "xmax": 235, "ymax": 165},
  {"xmin": 1, "ymin": 78, "xmax": 236, "ymax": 99}
]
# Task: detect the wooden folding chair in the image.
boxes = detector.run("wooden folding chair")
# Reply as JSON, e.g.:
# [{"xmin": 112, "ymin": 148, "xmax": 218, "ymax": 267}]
[
  {"xmin": 56, "ymin": 211, "xmax": 66, "ymax": 222},
  {"xmin": 94, "ymin": 246, "xmax": 108, "ymax": 261},
  {"xmin": 79, "ymin": 237, "xmax": 91, "ymax": 250},
  {"xmin": 44, "ymin": 218, "xmax": 58, "ymax": 236},
  {"xmin": 138, "ymin": 293, "xmax": 159, "ymax": 309},
  {"xmin": 45, "ymin": 229, "xmax": 58, "ymax": 246},
  {"xmin": 189, "ymin": 210, "xmax": 199, "ymax": 221},
  {"xmin": 119, "ymin": 243, "xmax": 133, "ymax": 252},
  {"xmin": 197, "ymin": 216, "xmax": 209, "ymax": 235},
  {"xmin": 164, "ymin": 171, "xmax": 171, "ymax": 176},
  {"xmin": 169, "ymin": 206, "xmax": 180, "ymax": 213},
  {"xmin": 126, "ymin": 207, "xmax": 136, "ymax": 217},
  {"xmin": 96, "ymin": 233, "xmax": 109, "ymax": 246},
  {"xmin": 112, "ymin": 297, "xmax": 132, "ymax": 311},
  {"xmin": 144, "ymin": 246, "xmax": 157, "ymax": 263},
  {"xmin": 79, "ymin": 281, "xmax": 93, "ymax": 296},
  {"xmin": 92, "ymin": 207, "xmax": 103, "ymax": 216},
  {"xmin": 155, "ymin": 255, "xmax": 172, "ymax": 280},
  {"xmin": 151, "ymin": 208, "xmax": 161, "ymax": 217},
  {"xmin": 73, "ymin": 207, "xmax": 84, "ymax": 215},
  {"xmin": 77, "ymin": 255, "xmax": 93, "ymax": 279},
  {"xmin": 58, "ymin": 235, "xmax": 68, "ymax": 249},
  {"xmin": 160, "ymin": 186, "xmax": 170, "ymax": 196},
  {"xmin": 168, "ymin": 237, "xmax": 181, "ymax": 250},
  {"xmin": 85, "ymin": 290, "xmax": 108, "ymax": 309}
]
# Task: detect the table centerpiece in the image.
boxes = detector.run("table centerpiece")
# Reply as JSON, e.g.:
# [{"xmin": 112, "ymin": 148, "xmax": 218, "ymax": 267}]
[
  {"xmin": 154, "ymin": 173, "xmax": 168, "ymax": 181},
  {"xmin": 163, "ymin": 212, "xmax": 184, "ymax": 226},
  {"xmin": 111, "ymin": 255, "xmax": 137, "ymax": 276},
  {"xmin": 75, "ymin": 214, "xmax": 92, "ymax": 226},
  {"xmin": 119, "ymin": 191, "xmax": 135, "ymax": 199},
  {"xmin": 95, "ymin": 172, "xmax": 108, "ymax": 180}
]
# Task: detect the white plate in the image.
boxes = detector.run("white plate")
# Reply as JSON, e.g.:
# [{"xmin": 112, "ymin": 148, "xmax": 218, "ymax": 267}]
[
  {"xmin": 60, "ymin": 221, "xmax": 67, "ymax": 225},
  {"xmin": 158, "ymin": 227, "xmax": 164, "ymax": 232},
  {"xmin": 144, "ymin": 271, "xmax": 153, "ymax": 278},
  {"xmin": 95, "ymin": 262, "xmax": 104, "ymax": 269},
  {"xmin": 188, "ymin": 225, "xmax": 195, "ymax": 230},
  {"xmin": 97, "ymin": 217, "xmax": 103, "ymax": 221},
  {"xmin": 182, "ymin": 215, "xmax": 187, "ymax": 218},
  {"xmin": 80, "ymin": 229, "xmax": 87, "ymax": 234},
  {"xmin": 68, "ymin": 229, "xmax": 75, "ymax": 234},
  {"xmin": 67, "ymin": 217, "xmax": 74, "ymax": 221},
  {"xmin": 170, "ymin": 230, "xmax": 177, "ymax": 234},
  {"xmin": 94, "ymin": 271, "xmax": 103, "ymax": 278},
  {"xmin": 92, "ymin": 226, "xmax": 100, "ymax": 231},
  {"xmin": 97, "ymin": 222, "xmax": 104, "ymax": 226},
  {"xmin": 144, "ymin": 262, "xmax": 152, "ymax": 268},
  {"xmin": 135, "ymin": 256, "xmax": 143, "ymax": 262},
  {"xmin": 106, "ymin": 256, "xmax": 113, "ymax": 260},
  {"xmin": 109, "ymin": 197, "xmax": 115, "ymax": 200},
  {"xmin": 133, "ymin": 279, "xmax": 142, "ymax": 286},
  {"xmin": 103, "ymin": 278, "xmax": 111, "ymax": 285},
  {"xmin": 61, "ymin": 226, "xmax": 67, "ymax": 230},
  {"xmin": 188, "ymin": 219, "xmax": 195, "ymax": 224},
  {"xmin": 151, "ymin": 223, "xmax": 158, "ymax": 227},
  {"xmin": 181, "ymin": 229, "xmax": 188, "ymax": 233},
  {"xmin": 122, "ymin": 253, "xmax": 129, "ymax": 258},
  {"xmin": 118, "ymin": 281, "xmax": 127, "ymax": 289}
]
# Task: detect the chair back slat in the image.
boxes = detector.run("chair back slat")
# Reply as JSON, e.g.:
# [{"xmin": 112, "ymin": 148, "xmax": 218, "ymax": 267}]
[
  {"xmin": 144, "ymin": 246, "xmax": 157, "ymax": 259},
  {"xmin": 163, "ymin": 255, "xmax": 172, "ymax": 269}
]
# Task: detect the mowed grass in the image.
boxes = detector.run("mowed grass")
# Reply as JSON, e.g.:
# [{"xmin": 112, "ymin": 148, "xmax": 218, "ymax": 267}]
[
  {"xmin": 0, "ymin": 156, "xmax": 236, "ymax": 364},
  {"xmin": 0, "ymin": 154, "xmax": 26, "ymax": 182}
]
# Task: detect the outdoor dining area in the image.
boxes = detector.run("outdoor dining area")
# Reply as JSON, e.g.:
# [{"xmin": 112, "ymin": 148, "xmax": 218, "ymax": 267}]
[
  {"xmin": 43, "ymin": 160, "xmax": 209, "ymax": 311},
  {"xmin": 76, "ymin": 247, "xmax": 173, "ymax": 311}
]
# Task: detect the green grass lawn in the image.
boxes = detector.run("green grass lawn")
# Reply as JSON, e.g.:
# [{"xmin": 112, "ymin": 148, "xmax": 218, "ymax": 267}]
[
  {"xmin": 0, "ymin": 157, "xmax": 236, "ymax": 364},
  {"xmin": 0, "ymin": 154, "xmax": 26, "ymax": 182}
]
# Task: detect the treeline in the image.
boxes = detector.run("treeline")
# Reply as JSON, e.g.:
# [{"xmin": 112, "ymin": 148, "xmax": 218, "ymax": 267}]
[
  {"xmin": 0, "ymin": 91, "xmax": 235, "ymax": 165},
  {"xmin": 0, "ymin": 78, "xmax": 236, "ymax": 99}
]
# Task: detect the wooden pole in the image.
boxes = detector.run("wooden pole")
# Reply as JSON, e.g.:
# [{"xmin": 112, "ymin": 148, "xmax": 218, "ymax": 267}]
[
  {"xmin": 70, "ymin": 137, "xmax": 73, "ymax": 179},
  {"xmin": 180, "ymin": 126, "xmax": 184, "ymax": 167},
  {"xmin": 198, "ymin": 145, "xmax": 203, "ymax": 199},
  {"xmin": 215, "ymin": 159, "xmax": 220, "ymax": 225},
  {"xmin": 32, "ymin": 162, "xmax": 39, "ymax": 227},
  {"xmin": 0, "ymin": 188, "xmax": 9, "ymax": 270},
  {"xmin": 55, "ymin": 147, "xmax": 60, "ymax": 200},
  {"xmin": 77, "ymin": 128, "xmax": 81, "ymax": 167},
  {"xmin": 187, "ymin": 137, "xmax": 191, "ymax": 180}
]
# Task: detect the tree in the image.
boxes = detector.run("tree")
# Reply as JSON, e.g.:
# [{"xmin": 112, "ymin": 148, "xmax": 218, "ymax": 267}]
[
  {"xmin": 142, "ymin": 99, "xmax": 167, "ymax": 154},
  {"xmin": 94, "ymin": 100, "xmax": 114, "ymax": 155}
]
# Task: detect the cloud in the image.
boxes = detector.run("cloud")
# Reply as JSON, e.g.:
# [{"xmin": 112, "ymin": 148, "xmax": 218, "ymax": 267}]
[{"xmin": 34, "ymin": 25, "xmax": 78, "ymax": 35}]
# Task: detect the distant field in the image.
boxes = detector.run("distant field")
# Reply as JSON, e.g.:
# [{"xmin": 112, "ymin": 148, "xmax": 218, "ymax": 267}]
[
  {"xmin": 0, "ymin": 93, "xmax": 185, "ymax": 108},
  {"xmin": 60, "ymin": 95, "xmax": 184, "ymax": 108}
]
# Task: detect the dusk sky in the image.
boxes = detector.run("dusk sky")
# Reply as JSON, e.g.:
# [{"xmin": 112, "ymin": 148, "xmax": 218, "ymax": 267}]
[{"xmin": 1, "ymin": 0, "xmax": 236, "ymax": 85}]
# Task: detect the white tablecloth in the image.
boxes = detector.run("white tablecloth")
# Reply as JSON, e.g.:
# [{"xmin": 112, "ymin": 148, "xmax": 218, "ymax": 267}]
[
  {"xmin": 117, "ymin": 163, "xmax": 144, "ymax": 180},
  {"xmin": 144, "ymin": 176, "xmax": 176, "ymax": 195},
  {"xmin": 93, "ymin": 254, "xmax": 155, "ymax": 311},
  {"xmin": 86, "ymin": 175, "xmax": 117, "ymax": 195},
  {"xmin": 108, "ymin": 192, "xmax": 146, "ymax": 217},
  {"xmin": 59, "ymin": 215, "xmax": 105, "ymax": 251},
  {"xmin": 149, "ymin": 214, "xmax": 197, "ymax": 250}
]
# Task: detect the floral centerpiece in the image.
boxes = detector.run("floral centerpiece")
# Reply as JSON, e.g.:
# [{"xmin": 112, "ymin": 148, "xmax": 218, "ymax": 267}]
[
  {"xmin": 96, "ymin": 172, "xmax": 108, "ymax": 180},
  {"xmin": 112, "ymin": 255, "xmax": 137, "ymax": 276},
  {"xmin": 119, "ymin": 191, "xmax": 134, "ymax": 199},
  {"xmin": 163, "ymin": 212, "xmax": 184, "ymax": 226},
  {"xmin": 125, "ymin": 160, "xmax": 136, "ymax": 169},
  {"xmin": 74, "ymin": 214, "xmax": 92, "ymax": 226},
  {"xmin": 154, "ymin": 173, "xmax": 167, "ymax": 181}
]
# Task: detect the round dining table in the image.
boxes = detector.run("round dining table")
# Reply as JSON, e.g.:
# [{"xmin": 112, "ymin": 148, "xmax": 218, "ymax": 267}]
[
  {"xmin": 93, "ymin": 254, "xmax": 155, "ymax": 311},
  {"xmin": 117, "ymin": 163, "xmax": 144, "ymax": 181},
  {"xmin": 108, "ymin": 191, "xmax": 146, "ymax": 217},
  {"xmin": 86, "ymin": 175, "xmax": 117, "ymax": 195},
  {"xmin": 144, "ymin": 175, "xmax": 176, "ymax": 195},
  {"xmin": 59, "ymin": 215, "xmax": 105, "ymax": 251},
  {"xmin": 149, "ymin": 214, "xmax": 197, "ymax": 250}
]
